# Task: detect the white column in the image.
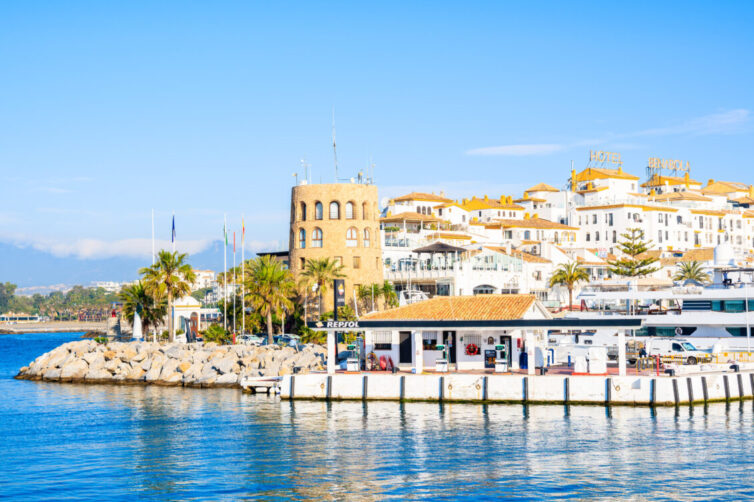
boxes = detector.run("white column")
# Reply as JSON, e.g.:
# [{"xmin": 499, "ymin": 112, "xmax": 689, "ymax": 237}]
[
  {"xmin": 526, "ymin": 331, "xmax": 535, "ymax": 376},
  {"xmin": 618, "ymin": 330, "xmax": 626, "ymax": 376},
  {"xmin": 327, "ymin": 331, "xmax": 336, "ymax": 375},
  {"xmin": 412, "ymin": 330, "xmax": 423, "ymax": 374}
]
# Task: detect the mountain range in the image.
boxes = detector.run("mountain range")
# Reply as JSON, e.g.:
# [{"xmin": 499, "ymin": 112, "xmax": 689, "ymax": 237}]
[{"xmin": 0, "ymin": 240, "xmax": 280, "ymax": 291}]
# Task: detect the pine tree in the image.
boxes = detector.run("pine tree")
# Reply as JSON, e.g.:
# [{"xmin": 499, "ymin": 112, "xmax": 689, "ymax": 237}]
[{"xmin": 608, "ymin": 227, "xmax": 659, "ymax": 277}]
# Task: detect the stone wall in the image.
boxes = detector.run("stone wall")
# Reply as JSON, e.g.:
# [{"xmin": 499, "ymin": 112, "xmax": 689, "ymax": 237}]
[{"xmin": 16, "ymin": 340, "xmax": 326, "ymax": 388}]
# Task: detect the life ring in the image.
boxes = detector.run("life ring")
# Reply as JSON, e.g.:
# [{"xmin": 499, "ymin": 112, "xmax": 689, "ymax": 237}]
[
  {"xmin": 367, "ymin": 352, "xmax": 378, "ymax": 370},
  {"xmin": 465, "ymin": 343, "xmax": 479, "ymax": 356}
]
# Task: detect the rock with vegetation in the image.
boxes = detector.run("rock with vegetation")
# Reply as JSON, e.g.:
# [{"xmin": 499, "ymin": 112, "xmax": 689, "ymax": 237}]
[{"xmin": 16, "ymin": 340, "xmax": 327, "ymax": 388}]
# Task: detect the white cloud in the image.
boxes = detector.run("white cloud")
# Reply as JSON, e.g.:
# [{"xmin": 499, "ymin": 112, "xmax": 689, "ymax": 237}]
[
  {"xmin": 631, "ymin": 109, "xmax": 750, "ymax": 137},
  {"xmin": 466, "ymin": 109, "xmax": 750, "ymax": 156},
  {"xmin": 466, "ymin": 144, "xmax": 564, "ymax": 156}
]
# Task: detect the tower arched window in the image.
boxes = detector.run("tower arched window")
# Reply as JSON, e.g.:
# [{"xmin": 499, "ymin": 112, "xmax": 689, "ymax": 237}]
[
  {"xmin": 346, "ymin": 202, "xmax": 355, "ymax": 219},
  {"xmin": 363, "ymin": 228, "xmax": 371, "ymax": 247},
  {"xmin": 298, "ymin": 229, "xmax": 306, "ymax": 248},
  {"xmin": 312, "ymin": 228, "xmax": 323, "ymax": 247},
  {"xmin": 300, "ymin": 202, "xmax": 307, "ymax": 221},
  {"xmin": 362, "ymin": 202, "xmax": 368, "ymax": 219},
  {"xmin": 329, "ymin": 201, "xmax": 340, "ymax": 219},
  {"xmin": 315, "ymin": 202, "xmax": 323, "ymax": 220},
  {"xmin": 346, "ymin": 227, "xmax": 358, "ymax": 247}
]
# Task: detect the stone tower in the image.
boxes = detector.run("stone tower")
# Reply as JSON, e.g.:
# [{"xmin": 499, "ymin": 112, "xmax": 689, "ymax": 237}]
[{"xmin": 289, "ymin": 182, "xmax": 383, "ymax": 314}]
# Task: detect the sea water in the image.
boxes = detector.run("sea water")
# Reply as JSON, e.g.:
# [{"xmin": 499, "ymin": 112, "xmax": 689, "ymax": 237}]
[{"xmin": 1, "ymin": 332, "xmax": 753, "ymax": 501}]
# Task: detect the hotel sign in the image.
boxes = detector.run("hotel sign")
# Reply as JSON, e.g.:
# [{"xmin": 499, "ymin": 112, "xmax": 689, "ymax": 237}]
[
  {"xmin": 589, "ymin": 150, "xmax": 622, "ymax": 165},
  {"xmin": 648, "ymin": 157, "xmax": 690, "ymax": 173}
]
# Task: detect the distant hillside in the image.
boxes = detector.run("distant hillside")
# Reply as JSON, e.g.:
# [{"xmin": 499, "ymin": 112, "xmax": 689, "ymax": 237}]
[{"xmin": 0, "ymin": 240, "xmax": 232, "ymax": 288}]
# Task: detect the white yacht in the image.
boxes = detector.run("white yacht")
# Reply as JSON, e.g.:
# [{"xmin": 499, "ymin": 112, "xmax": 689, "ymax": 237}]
[{"xmin": 569, "ymin": 266, "xmax": 754, "ymax": 350}]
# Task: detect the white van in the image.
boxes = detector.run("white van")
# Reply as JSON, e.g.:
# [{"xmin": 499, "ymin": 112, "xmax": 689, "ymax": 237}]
[{"xmin": 644, "ymin": 338, "xmax": 709, "ymax": 365}]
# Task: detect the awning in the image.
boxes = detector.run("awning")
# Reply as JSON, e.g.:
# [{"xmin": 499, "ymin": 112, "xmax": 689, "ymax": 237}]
[{"xmin": 412, "ymin": 242, "xmax": 467, "ymax": 254}]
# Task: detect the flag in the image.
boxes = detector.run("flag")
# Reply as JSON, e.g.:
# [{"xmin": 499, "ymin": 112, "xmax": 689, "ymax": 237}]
[
  {"xmin": 242, "ymin": 218, "xmax": 245, "ymax": 243},
  {"xmin": 171, "ymin": 215, "xmax": 176, "ymax": 243},
  {"xmin": 233, "ymin": 231, "xmax": 236, "ymax": 254},
  {"xmin": 224, "ymin": 222, "xmax": 228, "ymax": 246}
]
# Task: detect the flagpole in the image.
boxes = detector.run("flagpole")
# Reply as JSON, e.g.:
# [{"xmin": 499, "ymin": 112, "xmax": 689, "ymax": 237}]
[
  {"xmin": 233, "ymin": 231, "xmax": 237, "ymax": 336},
  {"xmin": 223, "ymin": 215, "xmax": 228, "ymax": 332},
  {"xmin": 242, "ymin": 215, "xmax": 245, "ymax": 336},
  {"xmin": 171, "ymin": 212, "xmax": 176, "ymax": 253}
]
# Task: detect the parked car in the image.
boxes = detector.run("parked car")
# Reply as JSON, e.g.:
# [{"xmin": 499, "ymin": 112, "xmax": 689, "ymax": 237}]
[
  {"xmin": 237, "ymin": 334, "xmax": 263, "ymax": 346},
  {"xmin": 644, "ymin": 338, "xmax": 710, "ymax": 365}
]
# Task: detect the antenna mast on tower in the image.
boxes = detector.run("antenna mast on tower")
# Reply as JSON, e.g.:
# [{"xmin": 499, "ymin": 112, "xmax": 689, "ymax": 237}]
[{"xmin": 332, "ymin": 107, "xmax": 339, "ymax": 182}]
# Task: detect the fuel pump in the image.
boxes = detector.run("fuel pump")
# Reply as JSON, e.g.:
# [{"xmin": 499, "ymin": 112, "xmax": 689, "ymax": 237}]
[
  {"xmin": 435, "ymin": 343, "xmax": 448, "ymax": 372},
  {"xmin": 495, "ymin": 343, "xmax": 509, "ymax": 373}
]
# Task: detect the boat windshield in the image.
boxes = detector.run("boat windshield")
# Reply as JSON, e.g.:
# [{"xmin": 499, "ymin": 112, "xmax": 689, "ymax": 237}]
[{"xmin": 682, "ymin": 342, "xmax": 697, "ymax": 351}]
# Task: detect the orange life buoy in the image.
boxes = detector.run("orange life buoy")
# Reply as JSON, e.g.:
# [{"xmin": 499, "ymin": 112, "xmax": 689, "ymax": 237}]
[{"xmin": 465, "ymin": 343, "xmax": 479, "ymax": 356}]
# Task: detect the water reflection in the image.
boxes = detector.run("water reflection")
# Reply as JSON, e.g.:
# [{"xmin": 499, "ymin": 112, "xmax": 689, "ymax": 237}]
[{"xmin": 4, "ymin": 333, "xmax": 754, "ymax": 500}]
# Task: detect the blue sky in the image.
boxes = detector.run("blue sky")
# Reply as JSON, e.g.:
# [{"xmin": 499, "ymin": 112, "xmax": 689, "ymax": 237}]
[{"xmin": 1, "ymin": 1, "xmax": 753, "ymax": 264}]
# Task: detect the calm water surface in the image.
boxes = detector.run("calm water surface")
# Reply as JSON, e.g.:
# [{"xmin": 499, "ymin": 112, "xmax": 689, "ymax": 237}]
[{"xmin": 1, "ymin": 332, "xmax": 753, "ymax": 500}]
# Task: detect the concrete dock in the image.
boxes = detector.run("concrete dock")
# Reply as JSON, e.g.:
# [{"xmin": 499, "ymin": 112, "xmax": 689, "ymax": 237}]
[{"xmin": 281, "ymin": 370, "xmax": 754, "ymax": 406}]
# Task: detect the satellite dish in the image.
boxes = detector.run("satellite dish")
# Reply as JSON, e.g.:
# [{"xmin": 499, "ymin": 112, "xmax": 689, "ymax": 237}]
[{"xmin": 380, "ymin": 197, "xmax": 390, "ymax": 209}]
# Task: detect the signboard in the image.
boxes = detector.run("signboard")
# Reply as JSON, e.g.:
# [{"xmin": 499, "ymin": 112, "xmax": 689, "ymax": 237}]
[
  {"xmin": 589, "ymin": 150, "xmax": 622, "ymax": 166},
  {"xmin": 333, "ymin": 279, "xmax": 346, "ymax": 309},
  {"xmin": 324, "ymin": 320, "xmax": 359, "ymax": 329},
  {"xmin": 484, "ymin": 350, "xmax": 497, "ymax": 369},
  {"xmin": 648, "ymin": 157, "xmax": 690, "ymax": 174}
]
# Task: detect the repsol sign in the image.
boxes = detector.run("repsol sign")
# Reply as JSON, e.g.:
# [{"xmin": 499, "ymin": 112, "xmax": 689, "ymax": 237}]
[{"xmin": 325, "ymin": 320, "xmax": 359, "ymax": 329}]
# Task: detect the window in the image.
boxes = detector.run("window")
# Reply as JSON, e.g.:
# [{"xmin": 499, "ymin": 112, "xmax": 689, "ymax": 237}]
[
  {"xmin": 298, "ymin": 229, "xmax": 306, "ymax": 248},
  {"xmin": 300, "ymin": 202, "xmax": 307, "ymax": 221},
  {"xmin": 363, "ymin": 228, "xmax": 371, "ymax": 247},
  {"xmin": 726, "ymin": 327, "xmax": 753, "ymax": 337},
  {"xmin": 353, "ymin": 256, "xmax": 361, "ymax": 269},
  {"xmin": 373, "ymin": 331, "xmax": 392, "ymax": 350},
  {"xmin": 346, "ymin": 202, "xmax": 355, "ymax": 219},
  {"xmin": 524, "ymin": 230, "xmax": 531, "ymax": 240},
  {"xmin": 658, "ymin": 230, "xmax": 662, "ymax": 243},
  {"xmin": 362, "ymin": 202, "xmax": 368, "ymax": 219},
  {"xmin": 473, "ymin": 285, "xmax": 495, "ymax": 295},
  {"xmin": 329, "ymin": 201, "xmax": 340, "ymax": 219},
  {"xmin": 312, "ymin": 228, "xmax": 323, "ymax": 247},
  {"xmin": 315, "ymin": 202, "xmax": 323, "ymax": 220},
  {"xmin": 608, "ymin": 213, "xmax": 613, "ymax": 226},
  {"xmin": 586, "ymin": 233, "xmax": 590, "ymax": 242},
  {"xmin": 299, "ymin": 257, "xmax": 305, "ymax": 269},
  {"xmin": 595, "ymin": 232, "xmax": 600, "ymax": 241},
  {"xmin": 592, "ymin": 214, "xmax": 597, "ymax": 224},
  {"xmin": 346, "ymin": 227, "xmax": 358, "ymax": 247},
  {"xmin": 334, "ymin": 256, "xmax": 342, "ymax": 265},
  {"xmin": 422, "ymin": 331, "xmax": 439, "ymax": 350},
  {"xmin": 612, "ymin": 230, "xmax": 617, "ymax": 243}
]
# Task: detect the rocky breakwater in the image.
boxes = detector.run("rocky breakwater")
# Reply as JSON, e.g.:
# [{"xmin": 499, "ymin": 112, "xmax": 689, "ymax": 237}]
[{"xmin": 16, "ymin": 340, "xmax": 326, "ymax": 388}]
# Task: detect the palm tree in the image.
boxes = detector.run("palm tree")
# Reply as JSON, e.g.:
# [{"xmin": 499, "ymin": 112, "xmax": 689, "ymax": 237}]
[
  {"xmin": 356, "ymin": 284, "xmax": 374, "ymax": 313},
  {"xmin": 140, "ymin": 250, "xmax": 196, "ymax": 342},
  {"xmin": 119, "ymin": 281, "xmax": 167, "ymax": 337},
  {"xmin": 549, "ymin": 261, "xmax": 590, "ymax": 311},
  {"xmin": 673, "ymin": 260, "xmax": 710, "ymax": 284},
  {"xmin": 380, "ymin": 280, "xmax": 398, "ymax": 309},
  {"xmin": 245, "ymin": 255, "xmax": 296, "ymax": 344},
  {"xmin": 300, "ymin": 258, "xmax": 345, "ymax": 317}
]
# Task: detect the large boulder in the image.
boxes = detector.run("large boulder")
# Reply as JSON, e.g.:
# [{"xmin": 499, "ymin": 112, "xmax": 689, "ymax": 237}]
[
  {"xmin": 46, "ymin": 347, "xmax": 70, "ymax": 369},
  {"xmin": 43, "ymin": 367, "xmax": 62, "ymax": 380},
  {"xmin": 145, "ymin": 356, "xmax": 165, "ymax": 381},
  {"xmin": 216, "ymin": 373, "xmax": 238, "ymax": 385},
  {"xmin": 85, "ymin": 368, "xmax": 112, "ymax": 381},
  {"xmin": 213, "ymin": 356, "xmax": 237, "ymax": 375},
  {"xmin": 60, "ymin": 359, "xmax": 88, "ymax": 380}
]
